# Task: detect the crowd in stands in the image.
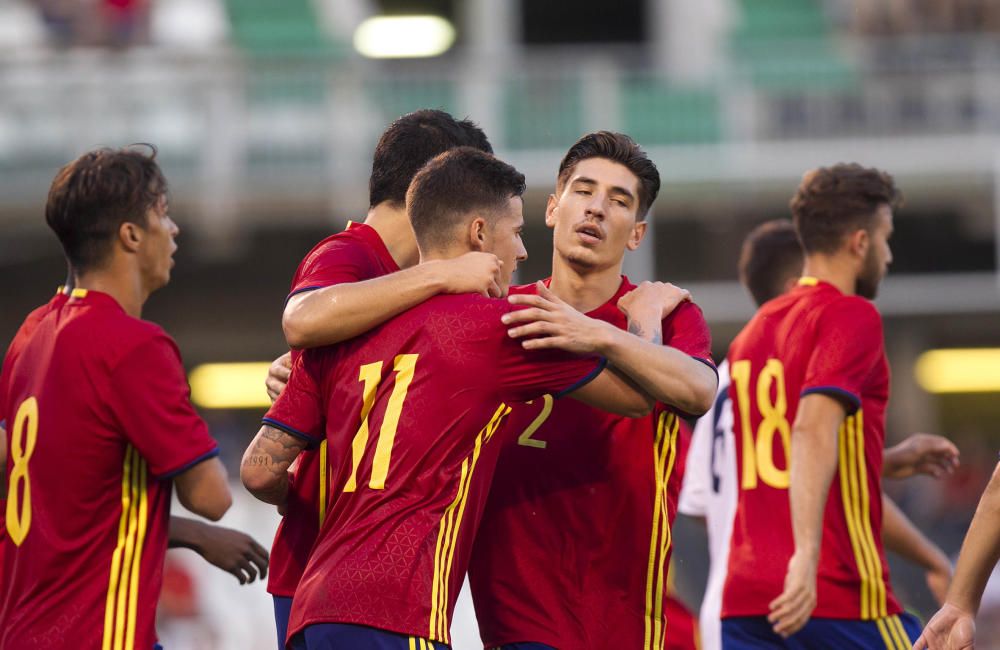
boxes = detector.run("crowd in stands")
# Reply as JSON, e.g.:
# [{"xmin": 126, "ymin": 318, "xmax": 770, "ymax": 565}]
[
  {"xmin": 36, "ymin": 0, "xmax": 149, "ymax": 48},
  {"xmin": 838, "ymin": 0, "xmax": 1000, "ymax": 35}
]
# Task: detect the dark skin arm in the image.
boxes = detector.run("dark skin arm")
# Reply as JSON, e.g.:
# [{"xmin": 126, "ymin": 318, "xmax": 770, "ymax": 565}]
[{"xmin": 168, "ymin": 516, "xmax": 270, "ymax": 585}]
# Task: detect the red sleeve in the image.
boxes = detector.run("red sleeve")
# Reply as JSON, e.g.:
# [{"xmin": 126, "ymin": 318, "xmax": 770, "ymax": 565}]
[
  {"xmin": 263, "ymin": 351, "xmax": 325, "ymax": 445},
  {"xmin": 492, "ymin": 303, "xmax": 606, "ymax": 403},
  {"xmin": 663, "ymin": 301, "xmax": 715, "ymax": 369},
  {"xmin": 801, "ymin": 297, "xmax": 882, "ymax": 413},
  {"xmin": 105, "ymin": 335, "xmax": 219, "ymax": 478},
  {"xmin": 289, "ymin": 237, "xmax": 378, "ymax": 298}
]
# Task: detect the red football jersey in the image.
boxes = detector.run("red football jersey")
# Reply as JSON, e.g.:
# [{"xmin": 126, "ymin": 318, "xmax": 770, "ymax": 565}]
[
  {"xmin": 722, "ymin": 278, "xmax": 899, "ymax": 620},
  {"xmin": 0, "ymin": 288, "xmax": 69, "ymax": 585},
  {"xmin": 0, "ymin": 289, "xmax": 219, "ymax": 649},
  {"xmin": 468, "ymin": 277, "xmax": 714, "ymax": 650},
  {"xmin": 268, "ymin": 221, "xmax": 400, "ymax": 597},
  {"xmin": 264, "ymin": 292, "xmax": 605, "ymax": 645}
]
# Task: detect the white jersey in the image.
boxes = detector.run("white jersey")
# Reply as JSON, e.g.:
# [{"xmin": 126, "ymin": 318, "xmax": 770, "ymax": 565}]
[{"xmin": 677, "ymin": 359, "xmax": 737, "ymax": 650}]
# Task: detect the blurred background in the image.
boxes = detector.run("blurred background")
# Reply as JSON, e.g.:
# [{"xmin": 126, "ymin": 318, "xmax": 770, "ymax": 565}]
[{"xmin": 3, "ymin": 0, "xmax": 1000, "ymax": 647}]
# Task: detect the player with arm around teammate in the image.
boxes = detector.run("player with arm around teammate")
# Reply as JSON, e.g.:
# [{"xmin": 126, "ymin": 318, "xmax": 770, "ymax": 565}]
[
  {"xmin": 242, "ymin": 147, "xmax": 668, "ymax": 649},
  {"xmin": 467, "ymin": 131, "xmax": 717, "ymax": 650},
  {"xmin": 262, "ymin": 110, "xmax": 501, "ymax": 648}
]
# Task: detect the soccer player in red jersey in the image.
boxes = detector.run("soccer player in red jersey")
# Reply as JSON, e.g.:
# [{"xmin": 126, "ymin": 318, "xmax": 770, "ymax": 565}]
[
  {"xmin": 241, "ymin": 147, "xmax": 671, "ymax": 649},
  {"xmin": 720, "ymin": 165, "xmax": 923, "ymax": 648},
  {"xmin": 681, "ymin": 220, "xmax": 956, "ymax": 650},
  {"xmin": 263, "ymin": 110, "xmax": 501, "ymax": 648},
  {"xmin": 0, "ymin": 288, "xmax": 267, "ymax": 588},
  {"xmin": 466, "ymin": 131, "xmax": 718, "ymax": 650},
  {"xmin": 0, "ymin": 147, "xmax": 232, "ymax": 650}
]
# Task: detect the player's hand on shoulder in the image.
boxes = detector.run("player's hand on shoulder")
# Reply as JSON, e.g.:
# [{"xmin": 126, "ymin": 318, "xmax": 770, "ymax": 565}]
[
  {"xmin": 913, "ymin": 602, "xmax": 976, "ymax": 650},
  {"xmin": 266, "ymin": 352, "xmax": 293, "ymax": 402},
  {"xmin": 768, "ymin": 551, "xmax": 818, "ymax": 638},
  {"xmin": 439, "ymin": 252, "xmax": 503, "ymax": 298},
  {"xmin": 884, "ymin": 433, "xmax": 960, "ymax": 480},
  {"xmin": 196, "ymin": 523, "xmax": 270, "ymax": 585},
  {"xmin": 617, "ymin": 281, "xmax": 691, "ymax": 322}
]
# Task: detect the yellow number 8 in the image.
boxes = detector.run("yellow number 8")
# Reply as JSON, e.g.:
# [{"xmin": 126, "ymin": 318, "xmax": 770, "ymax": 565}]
[{"xmin": 6, "ymin": 397, "xmax": 38, "ymax": 546}]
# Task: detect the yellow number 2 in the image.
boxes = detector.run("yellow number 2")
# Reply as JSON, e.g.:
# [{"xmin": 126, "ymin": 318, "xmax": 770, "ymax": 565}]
[
  {"xmin": 517, "ymin": 394, "xmax": 554, "ymax": 449},
  {"xmin": 6, "ymin": 397, "xmax": 39, "ymax": 546},
  {"xmin": 344, "ymin": 354, "xmax": 418, "ymax": 492},
  {"xmin": 731, "ymin": 359, "xmax": 791, "ymax": 490}
]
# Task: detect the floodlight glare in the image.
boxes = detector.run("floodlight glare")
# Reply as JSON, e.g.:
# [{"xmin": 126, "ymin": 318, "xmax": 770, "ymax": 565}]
[
  {"xmin": 189, "ymin": 362, "xmax": 274, "ymax": 409},
  {"xmin": 915, "ymin": 348, "xmax": 1000, "ymax": 394},
  {"xmin": 354, "ymin": 15, "xmax": 456, "ymax": 59}
]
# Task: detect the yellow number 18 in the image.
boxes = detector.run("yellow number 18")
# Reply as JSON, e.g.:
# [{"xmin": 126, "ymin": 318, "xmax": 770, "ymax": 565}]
[
  {"xmin": 6, "ymin": 397, "xmax": 38, "ymax": 546},
  {"xmin": 731, "ymin": 359, "xmax": 791, "ymax": 490}
]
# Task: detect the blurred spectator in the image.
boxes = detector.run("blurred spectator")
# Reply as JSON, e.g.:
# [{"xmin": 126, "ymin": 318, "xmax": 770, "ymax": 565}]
[
  {"xmin": 100, "ymin": 0, "xmax": 150, "ymax": 48},
  {"xmin": 36, "ymin": 0, "xmax": 79, "ymax": 46},
  {"xmin": 836, "ymin": 0, "xmax": 1000, "ymax": 34},
  {"xmin": 35, "ymin": 0, "xmax": 150, "ymax": 48},
  {"xmin": 158, "ymin": 555, "xmax": 218, "ymax": 649}
]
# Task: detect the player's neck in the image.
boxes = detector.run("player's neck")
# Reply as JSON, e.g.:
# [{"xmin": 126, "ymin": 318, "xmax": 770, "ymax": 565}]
[
  {"xmin": 364, "ymin": 203, "xmax": 420, "ymax": 269},
  {"xmin": 73, "ymin": 264, "xmax": 147, "ymax": 318},
  {"xmin": 548, "ymin": 258, "xmax": 622, "ymax": 313},
  {"xmin": 801, "ymin": 254, "xmax": 857, "ymax": 296}
]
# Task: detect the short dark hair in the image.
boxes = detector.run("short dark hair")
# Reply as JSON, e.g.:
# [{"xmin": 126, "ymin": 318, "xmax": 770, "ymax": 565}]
[
  {"xmin": 407, "ymin": 147, "xmax": 526, "ymax": 252},
  {"xmin": 790, "ymin": 163, "xmax": 901, "ymax": 254},
  {"xmin": 738, "ymin": 220, "xmax": 804, "ymax": 307},
  {"xmin": 369, "ymin": 109, "xmax": 493, "ymax": 208},
  {"xmin": 556, "ymin": 131, "xmax": 660, "ymax": 219},
  {"xmin": 45, "ymin": 145, "xmax": 167, "ymax": 272}
]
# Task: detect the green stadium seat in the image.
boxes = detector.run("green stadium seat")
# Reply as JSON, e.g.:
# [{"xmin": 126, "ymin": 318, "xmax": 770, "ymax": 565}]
[
  {"xmin": 622, "ymin": 79, "xmax": 721, "ymax": 145},
  {"xmin": 367, "ymin": 79, "xmax": 459, "ymax": 125},
  {"xmin": 504, "ymin": 78, "xmax": 584, "ymax": 150},
  {"xmin": 730, "ymin": 0, "xmax": 858, "ymax": 91}
]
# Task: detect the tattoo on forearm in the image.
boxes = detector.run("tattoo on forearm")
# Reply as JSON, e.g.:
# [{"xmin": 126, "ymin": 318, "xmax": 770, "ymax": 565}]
[
  {"xmin": 243, "ymin": 426, "xmax": 308, "ymax": 500},
  {"xmin": 628, "ymin": 320, "xmax": 663, "ymax": 346}
]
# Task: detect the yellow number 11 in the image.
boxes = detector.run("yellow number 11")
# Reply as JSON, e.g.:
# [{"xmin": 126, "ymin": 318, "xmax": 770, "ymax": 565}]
[{"xmin": 344, "ymin": 354, "xmax": 418, "ymax": 492}]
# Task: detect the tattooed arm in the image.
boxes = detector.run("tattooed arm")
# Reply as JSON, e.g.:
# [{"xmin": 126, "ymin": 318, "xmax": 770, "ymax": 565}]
[
  {"xmin": 604, "ymin": 283, "xmax": 717, "ymax": 416},
  {"xmin": 240, "ymin": 426, "xmax": 311, "ymax": 505}
]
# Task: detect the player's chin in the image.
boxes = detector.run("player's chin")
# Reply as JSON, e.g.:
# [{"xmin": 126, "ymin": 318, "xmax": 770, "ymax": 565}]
[{"xmin": 565, "ymin": 248, "xmax": 600, "ymax": 269}]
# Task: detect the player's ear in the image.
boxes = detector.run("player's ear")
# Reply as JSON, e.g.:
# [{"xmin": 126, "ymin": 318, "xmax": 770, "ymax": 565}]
[
  {"xmin": 626, "ymin": 219, "xmax": 647, "ymax": 251},
  {"xmin": 544, "ymin": 194, "xmax": 558, "ymax": 229},
  {"xmin": 468, "ymin": 216, "xmax": 488, "ymax": 251},
  {"xmin": 848, "ymin": 228, "xmax": 869, "ymax": 259},
  {"xmin": 119, "ymin": 221, "xmax": 143, "ymax": 254}
]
